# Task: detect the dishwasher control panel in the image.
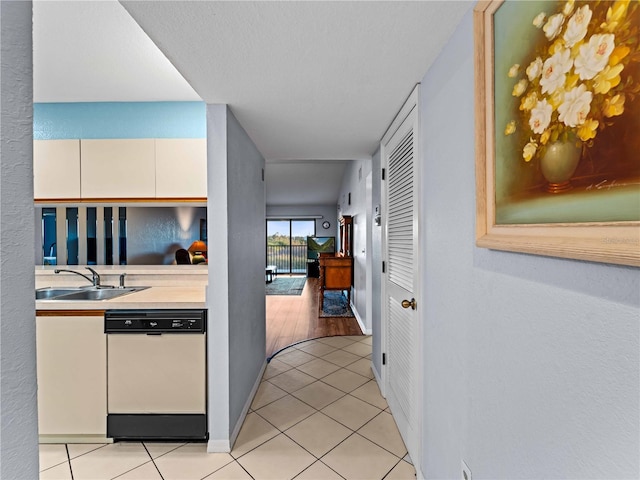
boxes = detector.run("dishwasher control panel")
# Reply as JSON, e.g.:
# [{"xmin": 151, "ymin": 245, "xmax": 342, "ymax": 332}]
[{"xmin": 105, "ymin": 309, "xmax": 206, "ymax": 333}]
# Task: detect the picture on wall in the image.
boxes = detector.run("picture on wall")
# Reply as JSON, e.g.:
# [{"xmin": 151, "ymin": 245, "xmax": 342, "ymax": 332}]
[{"xmin": 475, "ymin": 0, "xmax": 640, "ymax": 266}]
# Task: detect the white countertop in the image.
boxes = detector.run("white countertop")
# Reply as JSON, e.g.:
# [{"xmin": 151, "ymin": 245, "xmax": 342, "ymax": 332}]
[{"xmin": 36, "ymin": 286, "xmax": 206, "ymax": 311}]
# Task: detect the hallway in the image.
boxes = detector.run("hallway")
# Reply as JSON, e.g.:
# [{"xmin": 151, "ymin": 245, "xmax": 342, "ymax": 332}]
[
  {"xmin": 266, "ymin": 276, "xmax": 363, "ymax": 356},
  {"xmin": 39, "ymin": 336, "xmax": 415, "ymax": 479}
]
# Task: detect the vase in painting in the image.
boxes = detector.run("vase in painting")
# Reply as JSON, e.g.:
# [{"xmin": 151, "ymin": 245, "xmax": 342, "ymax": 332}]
[{"xmin": 539, "ymin": 138, "xmax": 583, "ymax": 193}]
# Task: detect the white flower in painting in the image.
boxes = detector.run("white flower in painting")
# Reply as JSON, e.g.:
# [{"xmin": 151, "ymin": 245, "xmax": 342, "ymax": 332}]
[
  {"xmin": 563, "ymin": 5, "xmax": 592, "ymax": 47},
  {"xmin": 574, "ymin": 33, "xmax": 616, "ymax": 80},
  {"xmin": 526, "ymin": 57, "xmax": 543, "ymax": 81},
  {"xmin": 529, "ymin": 99, "xmax": 553, "ymax": 134},
  {"xmin": 508, "ymin": 64, "xmax": 520, "ymax": 78},
  {"xmin": 543, "ymin": 13, "xmax": 564, "ymax": 40},
  {"xmin": 533, "ymin": 12, "xmax": 546, "ymax": 28},
  {"xmin": 540, "ymin": 48, "xmax": 573, "ymax": 94},
  {"xmin": 558, "ymin": 84, "xmax": 593, "ymax": 127}
]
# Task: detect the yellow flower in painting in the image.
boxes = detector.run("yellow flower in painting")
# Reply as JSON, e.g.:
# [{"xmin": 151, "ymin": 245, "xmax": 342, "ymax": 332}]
[
  {"xmin": 565, "ymin": 73, "xmax": 580, "ymax": 90},
  {"xmin": 508, "ymin": 64, "xmax": 520, "ymax": 78},
  {"xmin": 577, "ymin": 119, "xmax": 599, "ymax": 141},
  {"xmin": 512, "ymin": 79, "xmax": 528, "ymax": 97},
  {"xmin": 603, "ymin": 93, "xmax": 625, "ymax": 117},
  {"xmin": 602, "ymin": 0, "xmax": 630, "ymax": 31},
  {"xmin": 520, "ymin": 91, "xmax": 538, "ymax": 111},
  {"xmin": 523, "ymin": 140, "xmax": 538, "ymax": 162},
  {"xmin": 593, "ymin": 64, "xmax": 624, "ymax": 94},
  {"xmin": 504, "ymin": 121, "xmax": 516, "ymax": 135},
  {"xmin": 548, "ymin": 89, "xmax": 565, "ymax": 110},
  {"xmin": 609, "ymin": 45, "xmax": 630, "ymax": 66},
  {"xmin": 563, "ymin": 0, "xmax": 575, "ymax": 16},
  {"xmin": 533, "ymin": 12, "xmax": 546, "ymax": 28},
  {"xmin": 540, "ymin": 130, "xmax": 551, "ymax": 145}
]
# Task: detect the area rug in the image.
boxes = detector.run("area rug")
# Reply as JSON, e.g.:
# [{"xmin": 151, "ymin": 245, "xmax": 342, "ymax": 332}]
[
  {"xmin": 266, "ymin": 277, "xmax": 306, "ymax": 295},
  {"xmin": 319, "ymin": 290, "xmax": 355, "ymax": 317}
]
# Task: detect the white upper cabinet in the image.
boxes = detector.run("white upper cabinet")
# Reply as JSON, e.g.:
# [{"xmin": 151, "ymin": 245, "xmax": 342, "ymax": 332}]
[
  {"xmin": 33, "ymin": 140, "xmax": 81, "ymax": 199},
  {"xmin": 81, "ymin": 139, "xmax": 156, "ymax": 198},
  {"xmin": 155, "ymin": 139, "xmax": 207, "ymax": 198}
]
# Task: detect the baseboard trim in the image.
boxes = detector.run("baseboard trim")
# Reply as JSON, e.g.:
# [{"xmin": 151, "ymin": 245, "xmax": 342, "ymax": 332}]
[
  {"xmin": 39, "ymin": 434, "xmax": 112, "ymax": 444},
  {"xmin": 207, "ymin": 439, "xmax": 230, "ymax": 452},
  {"xmin": 229, "ymin": 359, "xmax": 267, "ymax": 449},
  {"xmin": 371, "ymin": 360, "xmax": 385, "ymax": 397},
  {"xmin": 350, "ymin": 303, "xmax": 372, "ymax": 335}
]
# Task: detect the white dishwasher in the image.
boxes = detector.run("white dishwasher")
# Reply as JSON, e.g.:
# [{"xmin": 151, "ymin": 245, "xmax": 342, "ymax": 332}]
[{"xmin": 105, "ymin": 309, "xmax": 207, "ymax": 440}]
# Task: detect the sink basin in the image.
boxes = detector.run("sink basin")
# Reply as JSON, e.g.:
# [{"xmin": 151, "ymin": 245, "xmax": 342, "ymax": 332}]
[
  {"xmin": 36, "ymin": 287, "xmax": 148, "ymax": 301},
  {"xmin": 36, "ymin": 287, "xmax": 83, "ymax": 300}
]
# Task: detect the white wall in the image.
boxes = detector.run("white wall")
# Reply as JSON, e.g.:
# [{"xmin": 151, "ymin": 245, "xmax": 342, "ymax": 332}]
[
  {"xmin": 419, "ymin": 6, "xmax": 639, "ymax": 479},
  {"xmin": 0, "ymin": 1, "xmax": 40, "ymax": 477},
  {"xmin": 338, "ymin": 159, "xmax": 372, "ymax": 333}
]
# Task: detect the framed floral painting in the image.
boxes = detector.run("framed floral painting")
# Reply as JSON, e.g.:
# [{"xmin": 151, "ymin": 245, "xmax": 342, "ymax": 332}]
[{"xmin": 475, "ymin": 0, "xmax": 640, "ymax": 266}]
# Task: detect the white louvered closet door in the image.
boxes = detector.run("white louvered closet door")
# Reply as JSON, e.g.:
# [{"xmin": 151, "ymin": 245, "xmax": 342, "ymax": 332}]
[{"xmin": 382, "ymin": 87, "xmax": 420, "ymax": 463}]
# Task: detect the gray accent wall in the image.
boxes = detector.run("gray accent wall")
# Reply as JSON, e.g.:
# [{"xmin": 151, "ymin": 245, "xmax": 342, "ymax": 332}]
[
  {"xmin": 419, "ymin": 6, "xmax": 639, "ymax": 479},
  {"xmin": 0, "ymin": 1, "xmax": 40, "ymax": 477},
  {"xmin": 226, "ymin": 108, "xmax": 266, "ymax": 434},
  {"xmin": 206, "ymin": 105, "xmax": 266, "ymax": 447}
]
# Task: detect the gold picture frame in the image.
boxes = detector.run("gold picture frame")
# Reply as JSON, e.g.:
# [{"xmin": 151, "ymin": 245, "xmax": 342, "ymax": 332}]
[{"xmin": 474, "ymin": 0, "xmax": 640, "ymax": 267}]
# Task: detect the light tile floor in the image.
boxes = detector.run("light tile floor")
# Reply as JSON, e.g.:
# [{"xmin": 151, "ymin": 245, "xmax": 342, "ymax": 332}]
[{"xmin": 39, "ymin": 335, "xmax": 416, "ymax": 480}]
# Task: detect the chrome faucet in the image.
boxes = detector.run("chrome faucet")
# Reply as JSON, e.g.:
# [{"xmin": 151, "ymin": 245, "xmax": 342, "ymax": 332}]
[{"xmin": 54, "ymin": 267, "xmax": 101, "ymax": 287}]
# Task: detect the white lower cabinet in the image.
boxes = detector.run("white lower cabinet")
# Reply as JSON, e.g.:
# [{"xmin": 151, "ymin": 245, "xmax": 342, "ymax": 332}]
[{"xmin": 36, "ymin": 315, "xmax": 107, "ymax": 439}]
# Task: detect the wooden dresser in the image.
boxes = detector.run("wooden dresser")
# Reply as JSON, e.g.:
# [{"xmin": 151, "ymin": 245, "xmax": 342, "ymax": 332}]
[{"xmin": 319, "ymin": 216, "xmax": 353, "ymax": 304}]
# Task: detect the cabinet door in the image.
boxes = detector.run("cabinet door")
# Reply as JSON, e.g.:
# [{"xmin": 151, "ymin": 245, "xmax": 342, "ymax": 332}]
[
  {"xmin": 33, "ymin": 140, "xmax": 81, "ymax": 199},
  {"xmin": 81, "ymin": 139, "xmax": 155, "ymax": 198},
  {"xmin": 36, "ymin": 315, "xmax": 106, "ymax": 436},
  {"xmin": 155, "ymin": 139, "xmax": 207, "ymax": 198}
]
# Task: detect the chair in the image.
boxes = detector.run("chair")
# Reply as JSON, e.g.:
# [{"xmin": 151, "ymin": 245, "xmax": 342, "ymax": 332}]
[{"xmin": 175, "ymin": 248, "xmax": 191, "ymax": 265}]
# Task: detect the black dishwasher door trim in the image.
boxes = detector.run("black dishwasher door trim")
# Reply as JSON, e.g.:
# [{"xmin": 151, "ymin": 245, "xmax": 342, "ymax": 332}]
[
  {"xmin": 105, "ymin": 309, "xmax": 206, "ymax": 333},
  {"xmin": 107, "ymin": 413, "xmax": 208, "ymax": 441}
]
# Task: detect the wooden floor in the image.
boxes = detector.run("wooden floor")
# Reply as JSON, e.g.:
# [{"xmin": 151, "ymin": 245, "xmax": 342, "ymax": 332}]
[{"xmin": 266, "ymin": 276, "xmax": 363, "ymax": 357}]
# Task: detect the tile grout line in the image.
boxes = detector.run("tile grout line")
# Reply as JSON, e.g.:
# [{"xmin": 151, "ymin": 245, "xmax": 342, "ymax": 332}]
[
  {"xmin": 380, "ymin": 456, "xmax": 406, "ymax": 480},
  {"xmin": 65, "ymin": 444, "xmax": 75, "ymax": 480},
  {"xmin": 142, "ymin": 443, "xmax": 165, "ymax": 480}
]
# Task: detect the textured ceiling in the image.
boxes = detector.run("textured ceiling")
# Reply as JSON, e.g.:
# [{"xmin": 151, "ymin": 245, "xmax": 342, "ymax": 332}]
[
  {"xmin": 33, "ymin": 0, "xmax": 470, "ymax": 206},
  {"xmin": 120, "ymin": 0, "xmax": 470, "ymax": 161},
  {"xmin": 33, "ymin": 1, "xmax": 200, "ymax": 102}
]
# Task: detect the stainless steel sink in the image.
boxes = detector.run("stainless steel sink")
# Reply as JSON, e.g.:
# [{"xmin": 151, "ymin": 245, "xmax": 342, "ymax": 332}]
[
  {"xmin": 36, "ymin": 287, "xmax": 83, "ymax": 300},
  {"xmin": 36, "ymin": 286, "xmax": 148, "ymax": 301}
]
